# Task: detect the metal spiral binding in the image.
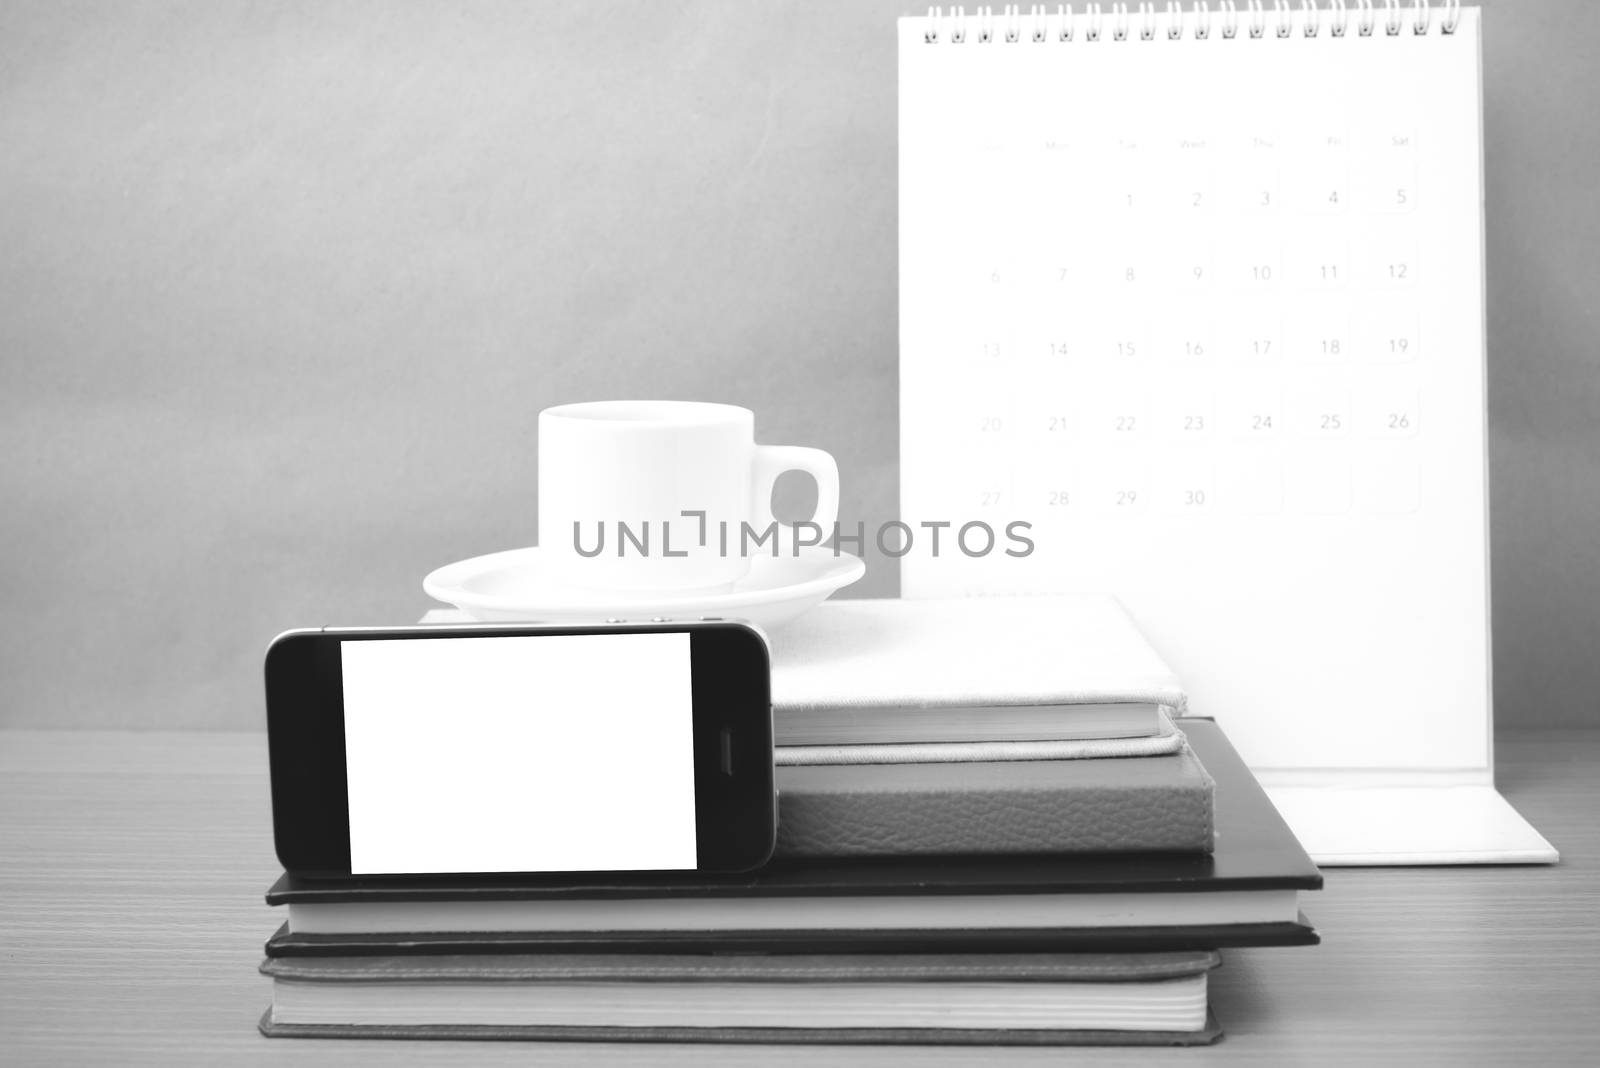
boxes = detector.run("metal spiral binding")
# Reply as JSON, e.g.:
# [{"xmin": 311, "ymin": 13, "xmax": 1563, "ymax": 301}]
[
  {"xmin": 1328, "ymin": 0, "xmax": 1347, "ymax": 38},
  {"xmin": 921, "ymin": 0, "xmax": 1460, "ymax": 42},
  {"xmin": 1301, "ymin": 0, "xmax": 1320, "ymax": 37}
]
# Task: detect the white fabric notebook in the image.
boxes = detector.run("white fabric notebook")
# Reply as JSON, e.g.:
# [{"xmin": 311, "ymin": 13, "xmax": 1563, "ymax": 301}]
[
  {"xmin": 770, "ymin": 594, "xmax": 1184, "ymax": 714},
  {"xmin": 768, "ymin": 594, "xmax": 1186, "ymax": 761},
  {"xmin": 895, "ymin": 4, "xmax": 1553, "ymax": 864}
]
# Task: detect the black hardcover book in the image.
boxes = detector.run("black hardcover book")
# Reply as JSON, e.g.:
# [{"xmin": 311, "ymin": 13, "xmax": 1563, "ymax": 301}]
[{"xmin": 266, "ymin": 719, "xmax": 1320, "ymax": 955}]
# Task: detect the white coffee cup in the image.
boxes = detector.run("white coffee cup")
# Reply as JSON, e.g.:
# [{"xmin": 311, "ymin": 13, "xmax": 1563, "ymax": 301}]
[{"xmin": 537, "ymin": 401, "xmax": 840, "ymax": 592}]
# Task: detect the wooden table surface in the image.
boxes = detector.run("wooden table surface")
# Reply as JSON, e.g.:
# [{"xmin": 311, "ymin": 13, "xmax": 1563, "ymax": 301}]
[{"xmin": 2, "ymin": 728, "xmax": 1596, "ymax": 1066}]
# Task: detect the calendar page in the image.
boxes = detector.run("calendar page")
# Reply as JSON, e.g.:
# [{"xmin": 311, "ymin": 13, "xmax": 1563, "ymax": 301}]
[{"xmin": 898, "ymin": 5, "xmax": 1488, "ymax": 772}]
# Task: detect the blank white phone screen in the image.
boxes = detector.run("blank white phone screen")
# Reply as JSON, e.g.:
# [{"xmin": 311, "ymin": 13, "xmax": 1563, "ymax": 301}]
[{"xmin": 340, "ymin": 633, "xmax": 697, "ymax": 875}]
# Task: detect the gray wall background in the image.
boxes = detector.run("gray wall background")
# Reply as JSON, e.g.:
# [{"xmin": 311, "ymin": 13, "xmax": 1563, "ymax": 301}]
[{"xmin": 1, "ymin": 0, "xmax": 1594, "ymax": 729}]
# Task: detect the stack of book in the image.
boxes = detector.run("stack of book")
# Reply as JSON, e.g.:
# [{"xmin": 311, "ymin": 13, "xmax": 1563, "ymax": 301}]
[{"xmin": 258, "ymin": 595, "xmax": 1320, "ymax": 1046}]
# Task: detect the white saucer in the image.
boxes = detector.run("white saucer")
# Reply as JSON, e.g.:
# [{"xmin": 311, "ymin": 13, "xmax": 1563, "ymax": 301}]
[{"xmin": 423, "ymin": 546, "xmax": 866, "ymax": 631}]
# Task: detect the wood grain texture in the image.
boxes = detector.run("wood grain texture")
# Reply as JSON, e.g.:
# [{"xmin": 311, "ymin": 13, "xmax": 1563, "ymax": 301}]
[{"xmin": 1, "ymin": 728, "xmax": 1597, "ymax": 1066}]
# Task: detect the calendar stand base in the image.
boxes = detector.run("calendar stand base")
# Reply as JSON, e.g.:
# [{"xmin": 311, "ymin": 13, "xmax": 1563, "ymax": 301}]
[{"xmin": 1259, "ymin": 777, "xmax": 1557, "ymax": 866}]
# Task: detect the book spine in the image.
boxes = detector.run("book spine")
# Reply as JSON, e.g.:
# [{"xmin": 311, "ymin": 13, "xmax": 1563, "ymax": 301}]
[{"xmin": 773, "ymin": 765, "xmax": 1214, "ymax": 858}]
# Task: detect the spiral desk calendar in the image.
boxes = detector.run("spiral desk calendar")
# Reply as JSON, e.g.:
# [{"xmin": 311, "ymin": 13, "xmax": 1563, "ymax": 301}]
[{"xmin": 897, "ymin": 3, "xmax": 1554, "ymax": 863}]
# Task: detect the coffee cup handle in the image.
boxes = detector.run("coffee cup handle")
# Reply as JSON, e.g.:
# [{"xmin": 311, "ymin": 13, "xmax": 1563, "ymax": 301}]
[{"xmin": 752, "ymin": 446, "xmax": 840, "ymax": 547}]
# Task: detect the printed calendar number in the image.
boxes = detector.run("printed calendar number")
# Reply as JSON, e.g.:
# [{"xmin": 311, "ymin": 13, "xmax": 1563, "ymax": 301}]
[
  {"xmin": 1014, "ymin": 460, "xmax": 1082, "ymax": 519},
  {"xmin": 1361, "ymin": 129, "xmax": 1417, "ymax": 214},
  {"xmin": 1379, "ymin": 327, "xmax": 1417, "ymax": 362},
  {"xmin": 1292, "ymin": 387, "xmax": 1351, "ymax": 438},
  {"xmin": 1286, "ymin": 302, "xmax": 1351, "ymax": 363},
  {"xmin": 1093, "ymin": 321, "xmax": 1150, "ymax": 362},
  {"xmin": 1155, "ymin": 385, "xmax": 1215, "ymax": 440},
  {"xmin": 1359, "ymin": 386, "xmax": 1420, "ymax": 439},
  {"xmin": 1157, "ymin": 460, "xmax": 1215, "ymax": 514},
  {"xmin": 1158, "ymin": 241, "xmax": 1215, "ymax": 289},
  {"xmin": 1222, "ymin": 387, "xmax": 1282, "ymax": 439},
  {"xmin": 1168, "ymin": 145, "xmax": 1213, "ymax": 213},
  {"xmin": 955, "ymin": 394, "xmax": 1015, "ymax": 451},
  {"xmin": 1082, "ymin": 463, "xmax": 1148, "ymax": 516},
  {"xmin": 1365, "ymin": 165, "xmax": 1417, "ymax": 214},
  {"xmin": 1220, "ymin": 313, "xmax": 1283, "ymax": 363},
  {"xmin": 1312, "ymin": 408, "xmax": 1347, "ymax": 435},
  {"xmin": 1359, "ymin": 306, "xmax": 1420, "ymax": 363},
  {"xmin": 1290, "ymin": 134, "xmax": 1350, "ymax": 215},
  {"xmin": 1300, "ymin": 179, "xmax": 1350, "ymax": 216},
  {"xmin": 1227, "ymin": 244, "xmax": 1281, "ymax": 289},
  {"xmin": 1223, "ymin": 140, "xmax": 1280, "ymax": 214},
  {"xmin": 945, "ymin": 324, "xmax": 1016, "ymax": 368},
  {"xmin": 1298, "ymin": 180, "xmax": 1349, "ymax": 216},
  {"xmin": 1363, "ymin": 234, "xmax": 1417, "ymax": 288},
  {"xmin": 1153, "ymin": 306, "xmax": 1215, "ymax": 362},
  {"xmin": 1296, "ymin": 239, "xmax": 1350, "ymax": 289},
  {"xmin": 1091, "ymin": 386, "xmax": 1149, "ymax": 440},
  {"xmin": 1232, "ymin": 165, "xmax": 1280, "ymax": 214},
  {"xmin": 1095, "ymin": 243, "xmax": 1151, "ymax": 289}
]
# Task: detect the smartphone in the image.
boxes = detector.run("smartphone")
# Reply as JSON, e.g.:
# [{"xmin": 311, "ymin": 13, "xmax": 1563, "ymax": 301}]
[{"xmin": 264, "ymin": 621, "xmax": 774, "ymax": 879}]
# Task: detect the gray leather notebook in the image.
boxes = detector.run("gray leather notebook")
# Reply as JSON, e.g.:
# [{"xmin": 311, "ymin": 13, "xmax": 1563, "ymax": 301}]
[
  {"xmin": 259, "ymin": 950, "xmax": 1223, "ymax": 1045},
  {"xmin": 774, "ymin": 740, "xmax": 1214, "ymax": 857}
]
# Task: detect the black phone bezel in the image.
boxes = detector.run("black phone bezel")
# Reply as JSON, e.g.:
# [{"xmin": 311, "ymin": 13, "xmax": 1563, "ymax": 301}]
[{"xmin": 264, "ymin": 621, "xmax": 774, "ymax": 879}]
